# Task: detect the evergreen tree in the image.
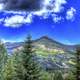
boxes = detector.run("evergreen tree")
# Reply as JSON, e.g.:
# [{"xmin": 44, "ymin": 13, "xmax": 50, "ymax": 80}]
[
  {"xmin": 4, "ymin": 50, "xmax": 24, "ymax": 80},
  {"xmin": 54, "ymin": 71, "xmax": 63, "ymax": 80},
  {"xmin": 76, "ymin": 47, "xmax": 80, "ymax": 80},
  {"xmin": 0, "ymin": 41, "xmax": 7, "ymax": 80},
  {"xmin": 64, "ymin": 71, "xmax": 76, "ymax": 80},
  {"xmin": 13, "ymin": 51, "xmax": 25, "ymax": 80},
  {"xmin": 4, "ymin": 56, "xmax": 16, "ymax": 80},
  {"xmin": 22, "ymin": 35, "xmax": 42, "ymax": 80}
]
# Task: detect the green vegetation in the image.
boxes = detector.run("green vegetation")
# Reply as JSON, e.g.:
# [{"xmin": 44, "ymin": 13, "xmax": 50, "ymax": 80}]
[
  {"xmin": 64, "ymin": 70, "xmax": 76, "ymax": 80},
  {"xmin": 54, "ymin": 71, "xmax": 63, "ymax": 80},
  {"xmin": 0, "ymin": 41, "xmax": 7, "ymax": 80},
  {"xmin": 21, "ymin": 35, "xmax": 42, "ymax": 80},
  {"xmin": 0, "ymin": 36, "xmax": 77, "ymax": 80},
  {"xmin": 35, "ymin": 46, "xmax": 64, "ymax": 56}
]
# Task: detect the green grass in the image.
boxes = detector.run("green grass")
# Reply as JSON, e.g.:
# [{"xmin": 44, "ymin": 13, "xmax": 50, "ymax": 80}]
[{"xmin": 35, "ymin": 47, "xmax": 64, "ymax": 56}]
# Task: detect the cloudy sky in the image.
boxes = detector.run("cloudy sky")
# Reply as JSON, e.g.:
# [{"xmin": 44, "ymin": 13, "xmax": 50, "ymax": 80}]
[{"xmin": 0, "ymin": 0, "xmax": 80, "ymax": 45}]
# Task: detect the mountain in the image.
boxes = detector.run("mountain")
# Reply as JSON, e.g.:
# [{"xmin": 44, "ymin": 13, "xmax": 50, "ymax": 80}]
[
  {"xmin": 5, "ymin": 36, "xmax": 76, "ymax": 54},
  {"xmin": 5, "ymin": 42, "xmax": 23, "ymax": 54},
  {"xmin": 4, "ymin": 36, "xmax": 76, "ymax": 70},
  {"xmin": 33, "ymin": 36, "xmax": 75, "ymax": 51}
]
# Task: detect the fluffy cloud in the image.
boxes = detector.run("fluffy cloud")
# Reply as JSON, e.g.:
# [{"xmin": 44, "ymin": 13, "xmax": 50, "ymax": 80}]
[
  {"xmin": 66, "ymin": 7, "xmax": 76, "ymax": 20},
  {"xmin": 4, "ymin": 15, "xmax": 26, "ymax": 27},
  {"xmin": 3, "ymin": 14, "xmax": 33, "ymax": 27},
  {"xmin": 52, "ymin": 0, "xmax": 66, "ymax": 13},
  {"xmin": 0, "ymin": 0, "xmax": 76, "ymax": 27}
]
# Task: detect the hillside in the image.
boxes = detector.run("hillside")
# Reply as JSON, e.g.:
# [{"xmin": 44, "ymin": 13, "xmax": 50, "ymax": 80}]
[
  {"xmin": 5, "ymin": 36, "xmax": 76, "ymax": 54},
  {"xmin": 4, "ymin": 36, "xmax": 76, "ymax": 70}
]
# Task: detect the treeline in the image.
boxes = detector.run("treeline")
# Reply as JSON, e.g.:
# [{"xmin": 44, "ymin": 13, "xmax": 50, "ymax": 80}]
[{"xmin": 0, "ymin": 35, "xmax": 78, "ymax": 80}]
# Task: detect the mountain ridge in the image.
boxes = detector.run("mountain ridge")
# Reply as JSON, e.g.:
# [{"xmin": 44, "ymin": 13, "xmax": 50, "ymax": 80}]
[{"xmin": 5, "ymin": 36, "xmax": 76, "ymax": 54}]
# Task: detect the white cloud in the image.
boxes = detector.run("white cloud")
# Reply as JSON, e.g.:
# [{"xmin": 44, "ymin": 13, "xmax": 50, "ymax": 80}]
[
  {"xmin": 43, "ymin": 0, "xmax": 66, "ymax": 12},
  {"xmin": 52, "ymin": 0, "xmax": 67, "ymax": 13},
  {"xmin": 0, "ymin": 0, "xmax": 76, "ymax": 28},
  {"xmin": 0, "ymin": 3, "xmax": 4, "ymax": 10},
  {"xmin": 32, "ymin": 0, "xmax": 67, "ymax": 19},
  {"xmin": 66, "ymin": 7, "xmax": 76, "ymax": 20},
  {"xmin": 3, "ymin": 10, "xmax": 26, "ymax": 15},
  {"xmin": 32, "ymin": 8, "xmax": 50, "ymax": 19},
  {"xmin": 4, "ymin": 15, "xmax": 25, "ymax": 27},
  {"xmin": 3, "ymin": 14, "xmax": 33, "ymax": 27},
  {"xmin": 24, "ymin": 13, "xmax": 33, "ymax": 23}
]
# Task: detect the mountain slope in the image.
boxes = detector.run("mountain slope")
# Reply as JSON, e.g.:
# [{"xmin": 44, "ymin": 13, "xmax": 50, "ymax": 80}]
[
  {"xmin": 5, "ymin": 36, "xmax": 76, "ymax": 54},
  {"xmin": 4, "ymin": 36, "xmax": 76, "ymax": 70},
  {"xmin": 33, "ymin": 36, "xmax": 75, "ymax": 52}
]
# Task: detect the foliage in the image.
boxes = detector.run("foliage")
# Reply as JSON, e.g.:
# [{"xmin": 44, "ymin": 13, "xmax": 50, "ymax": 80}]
[
  {"xmin": 41, "ymin": 71, "xmax": 52, "ymax": 80},
  {"xmin": 12, "ymin": 51, "xmax": 25, "ymax": 80},
  {"xmin": 0, "ymin": 41, "xmax": 7, "ymax": 80},
  {"xmin": 4, "ymin": 56, "xmax": 16, "ymax": 80},
  {"xmin": 0, "ymin": 37, "xmax": 77, "ymax": 80},
  {"xmin": 64, "ymin": 71, "xmax": 76, "ymax": 80},
  {"xmin": 21, "ymin": 35, "xmax": 42, "ymax": 80},
  {"xmin": 35, "ymin": 47, "xmax": 64, "ymax": 56},
  {"xmin": 54, "ymin": 71, "xmax": 64, "ymax": 80}
]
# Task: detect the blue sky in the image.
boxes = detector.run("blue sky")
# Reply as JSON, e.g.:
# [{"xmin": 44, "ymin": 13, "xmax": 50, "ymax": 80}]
[{"xmin": 0, "ymin": 0, "xmax": 80, "ymax": 45}]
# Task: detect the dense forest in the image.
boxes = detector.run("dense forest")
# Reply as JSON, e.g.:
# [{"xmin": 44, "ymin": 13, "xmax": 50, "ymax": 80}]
[{"xmin": 0, "ymin": 35, "xmax": 78, "ymax": 80}]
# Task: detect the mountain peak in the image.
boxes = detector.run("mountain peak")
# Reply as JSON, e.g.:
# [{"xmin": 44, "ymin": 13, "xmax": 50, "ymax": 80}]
[
  {"xmin": 38, "ymin": 36, "xmax": 57, "ymax": 43},
  {"xmin": 40, "ymin": 36, "xmax": 50, "ymax": 40},
  {"xmin": 34, "ymin": 36, "xmax": 63, "ymax": 48},
  {"xmin": 39, "ymin": 35, "xmax": 53, "ymax": 40},
  {"xmin": 34, "ymin": 36, "xmax": 55, "ymax": 43}
]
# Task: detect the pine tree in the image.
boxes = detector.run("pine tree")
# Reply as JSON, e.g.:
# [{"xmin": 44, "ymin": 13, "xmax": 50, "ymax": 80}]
[
  {"xmin": 76, "ymin": 47, "xmax": 80, "ymax": 80},
  {"xmin": 64, "ymin": 71, "xmax": 76, "ymax": 80},
  {"xmin": 22, "ymin": 35, "xmax": 42, "ymax": 80},
  {"xmin": 4, "ymin": 56, "xmax": 16, "ymax": 80},
  {"xmin": 4, "ymin": 50, "xmax": 24, "ymax": 80},
  {"xmin": 13, "ymin": 51, "xmax": 25, "ymax": 80},
  {"xmin": 54, "ymin": 71, "xmax": 63, "ymax": 80},
  {"xmin": 0, "ymin": 41, "xmax": 7, "ymax": 80}
]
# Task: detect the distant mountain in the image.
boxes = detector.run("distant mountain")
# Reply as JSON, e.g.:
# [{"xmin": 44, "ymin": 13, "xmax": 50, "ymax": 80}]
[
  {"xmin": 5, "ymin": 42, "xmax": 23, "ymax": 54},
  {"xmin": 33, "ymin": 36, "xmax": 75, "ymax": 51},
  {"xmin": 4, "ymin": 36, "xmax": 76, "ymax": 70},
  {"xmin": 5, "ymin": 36, "xmax": 76, "ymax": 54}
]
